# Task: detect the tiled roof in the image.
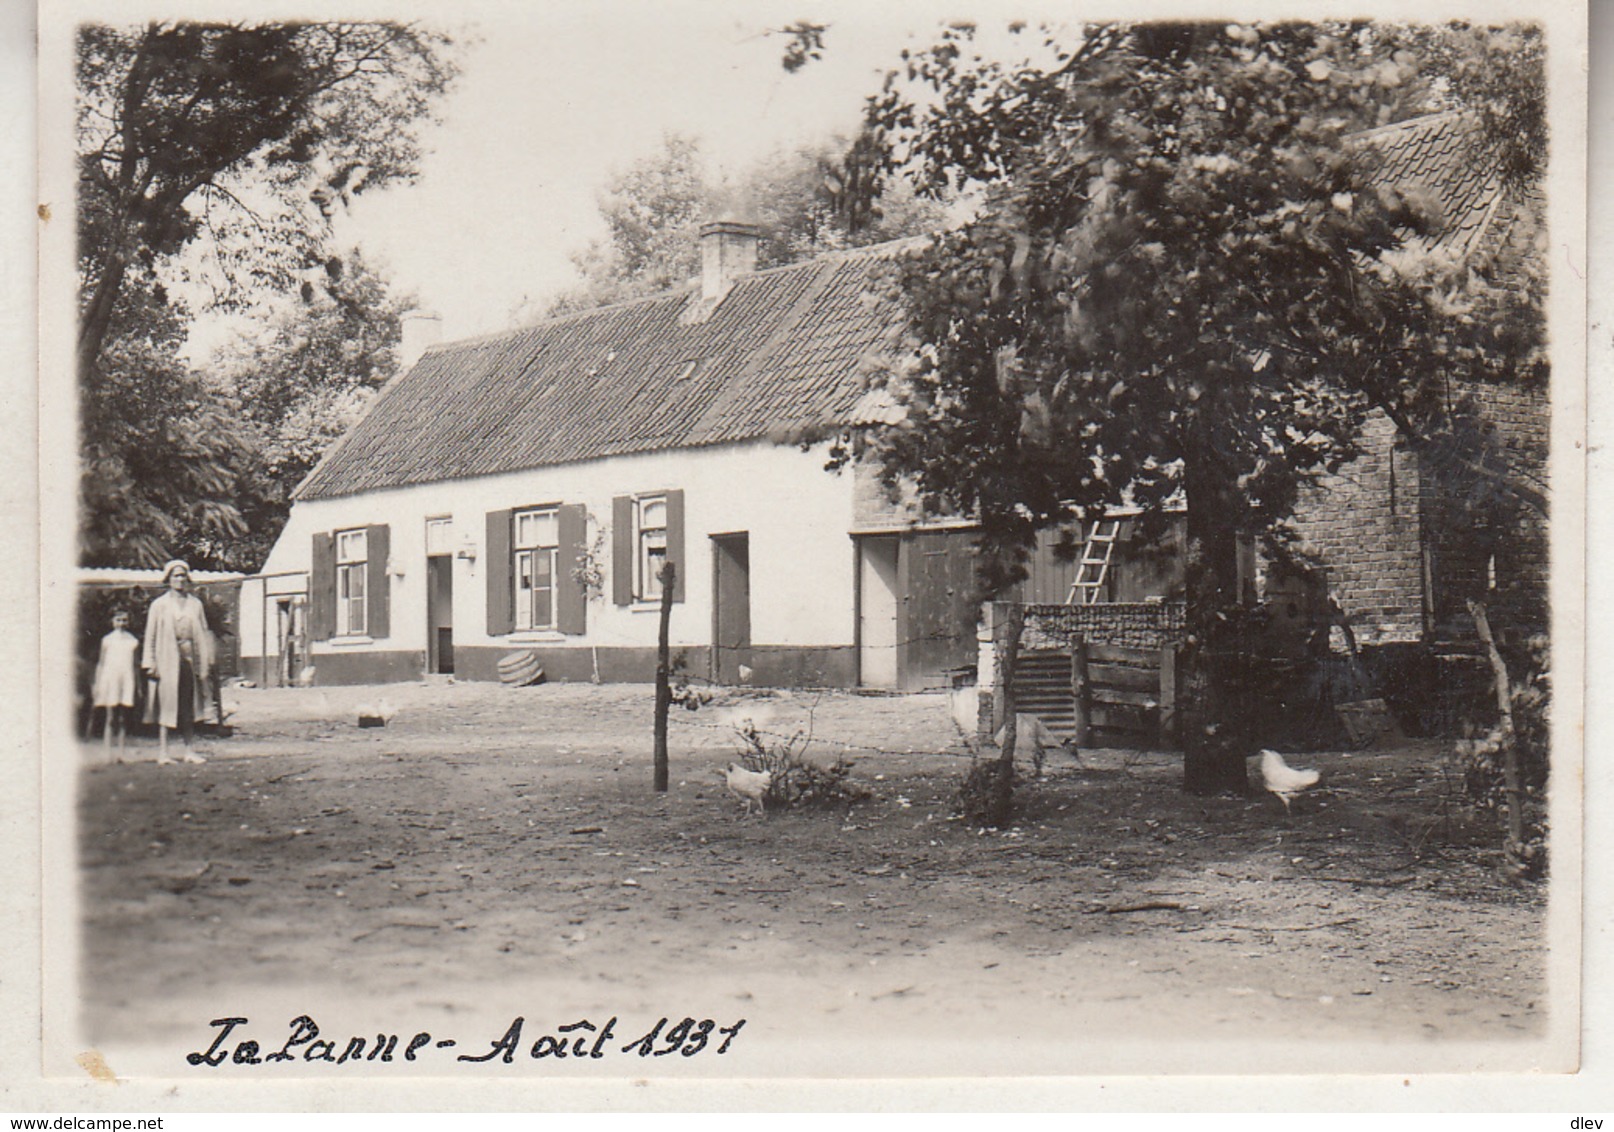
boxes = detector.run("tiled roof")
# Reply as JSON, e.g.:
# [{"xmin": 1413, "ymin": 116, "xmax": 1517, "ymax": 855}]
[
  {"xmin": 295, "ymin": 243, "xmax": 908, "ymax": 500},
  {"xmin": 1351, "ymin": 111, "xmax": 1513, "ymax": 259},
  {"xmin": 298, "ymin": 114, "xmax": 1516, "ymax": 502}
]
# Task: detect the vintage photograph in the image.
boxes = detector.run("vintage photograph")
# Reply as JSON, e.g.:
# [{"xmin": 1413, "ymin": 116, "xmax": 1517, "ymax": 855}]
[{"xmin": 34, "ymin": 0, "xmax": 1588, "ymax": 1094}]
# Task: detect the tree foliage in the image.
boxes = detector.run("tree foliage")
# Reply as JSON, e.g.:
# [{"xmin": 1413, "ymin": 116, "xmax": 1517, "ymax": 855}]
[
  {"xmin": 530, "ymin": 133, "xmax": 947, "ymax": 318},
  {"xmin": 208, "ymin": 251, "xmax": 412, "ymax": 569},
  {"xmin": 76, "ymin": 21, "xmax": 457, "ymax": 568},
  {"xmin": 827, "ymin": 20, "xmax": 1545, "ymax": 791}
]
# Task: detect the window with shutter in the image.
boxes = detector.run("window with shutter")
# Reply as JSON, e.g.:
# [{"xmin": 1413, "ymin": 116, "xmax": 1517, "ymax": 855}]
[
  {"xmin": 612, "ymin": 495, "xmax": 633, "ymax": 605},
  {"xmin": 557, "ymin": 503, "xmax": 588, "ymax": 635},
  {"xmin": 367, "ymin": 523, "xmax": 391, "ymax": 638},
  {"xmin": 310, "ymin": 532, "xmax": 336, "ymax": 641},
  {"xmin": 619, "ymin": 489, "xmax": 686, "ymax": 603},
  {"xmin": 486, "ymin": 509, "xmax": 513, "ymax": 635}
]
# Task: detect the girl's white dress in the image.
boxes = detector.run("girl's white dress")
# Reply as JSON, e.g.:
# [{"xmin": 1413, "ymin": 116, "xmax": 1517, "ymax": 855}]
[{"xmin": 93, "ymin": 629, "xmax": 140, "ymax": 708}]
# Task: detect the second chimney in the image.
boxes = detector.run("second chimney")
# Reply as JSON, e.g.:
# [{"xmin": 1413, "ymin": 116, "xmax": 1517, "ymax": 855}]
[
  {"xmin": 699, "ymin": 220, "xmax": 761, "ymax": 303},
  {"xmin": 399, "ymin": 310, "xmax": 443, "ymax": 372}
]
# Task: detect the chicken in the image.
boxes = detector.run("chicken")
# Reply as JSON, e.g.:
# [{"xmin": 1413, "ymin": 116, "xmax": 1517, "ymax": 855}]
[
  {"xmin": 1260, "ymin": 749, "xmax": 1321, "ymax": 813},
  {"xmin": 722, "ymin": 762, "xmax": 773, "ymax": 817},
  {"xmin": 993, "ymin": 713, "xmax": 1073, "ymax": 773}
]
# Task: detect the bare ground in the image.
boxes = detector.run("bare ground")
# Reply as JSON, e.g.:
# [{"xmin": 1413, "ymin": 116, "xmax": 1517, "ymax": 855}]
[{"xmin": 74, "ymin": 681, "xmax": 1551, "ymax": 1077}]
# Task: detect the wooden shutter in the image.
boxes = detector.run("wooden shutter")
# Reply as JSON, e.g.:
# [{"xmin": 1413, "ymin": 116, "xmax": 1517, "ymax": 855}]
[
  {"xmin": 366, "ymin": 523, "xmax": 391, "ymax": 638},
  {"xmin": 486, "ymin": 509, "xmax": 513, "ymax": 635},
  {"xmin": 665, "ymin": 488, "xmax": 685, "ymax": 602},
  {"xmin": 612, "ymin": 494, "xmax": 633, "ymax": 605},
  {"xmin": 309, "ymin": 532, "xmax": 335, "ymax": 641},
  {"xmin": 557, "ymin": 503, "xmax": 588, "ymax": 635}
]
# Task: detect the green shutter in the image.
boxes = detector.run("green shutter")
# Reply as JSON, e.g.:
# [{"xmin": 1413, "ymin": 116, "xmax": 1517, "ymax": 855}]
[
  {"xmin": 612, "ymin": 495, "xmax": 633, "ymax": 605},
  {"xmin": 309, "ymin": 533, "xmax": 335, "ymax": 641},
  {"xmin": 557, "ymin": 504, "xmax": 588, "ymax": 635},
  {"xmin": 486, "ymin": 509, "xmax": 513, "ymax": 635},
  {"xmin": 665, "ymin": 489, "xmax": 685, "ymax": 602},
  {"xmin": 366, "ymin": 523, "xmax": 391, "ymax": 638}
]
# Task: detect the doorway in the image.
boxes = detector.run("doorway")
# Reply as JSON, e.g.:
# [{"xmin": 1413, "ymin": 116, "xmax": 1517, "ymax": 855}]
[
  {"xmin": 858, "ymin": 535, "xmax": 900, "ymax": 689},
  {"xmin": 711, "ymin": 533, "xmax": 751, "ymax": 684},
  {"xmin": 427, "ymin": 555, "xmax": 454, "ymax": 674}
]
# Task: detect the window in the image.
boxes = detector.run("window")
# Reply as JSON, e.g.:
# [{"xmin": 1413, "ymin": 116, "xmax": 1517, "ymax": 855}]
[
  {"xmin": 513, "ymin": 508, "xmax": 558, "ymax": 630},
  {"xmin": 637, "ymin": 495, "xmax": 668, "ymax": 601},
  {"xmin": 612, "ymin": 490, "xmax": 682, "ymax": 607},
  {"xmin": 425, "ymin": 516, "xmax": 454, "ymax": 556},
  {"xmin": 336, "ymin": 528, "xmax": 368, "ymax": 635}
]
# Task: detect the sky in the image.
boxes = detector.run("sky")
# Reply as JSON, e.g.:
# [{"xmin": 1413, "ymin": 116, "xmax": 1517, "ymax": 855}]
[{"xmin": 330, "ymin": 2, "xmax": 976, "ymax": 341}]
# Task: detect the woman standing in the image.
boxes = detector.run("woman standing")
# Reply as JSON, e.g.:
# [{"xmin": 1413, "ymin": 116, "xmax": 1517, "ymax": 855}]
[{"xmin": 142, "ymin": 560, "xmax": 215, "ymax": 765}]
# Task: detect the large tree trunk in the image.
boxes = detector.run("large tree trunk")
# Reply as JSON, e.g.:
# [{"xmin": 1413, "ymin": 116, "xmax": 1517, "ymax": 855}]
[{"xmin": 1180, "ymin": 427, "xmax": 1254, "ymax": 796}]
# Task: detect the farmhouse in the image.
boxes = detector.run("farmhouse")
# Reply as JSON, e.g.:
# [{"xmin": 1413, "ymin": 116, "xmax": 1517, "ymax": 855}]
[
  {"xmin": 241, "ymin": 112, "xmax": 1546, "ymax": 718},
  {"xmin": 242, "ymin": 224, "xmax": 982, "ymax": 691}
]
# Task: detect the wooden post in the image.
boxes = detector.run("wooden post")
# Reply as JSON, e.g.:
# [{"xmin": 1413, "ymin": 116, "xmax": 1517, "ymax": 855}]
[
  {"xmin": 1070, "ymin": 635, "xmax": 1090, "ymax": 747},
  {"xmin": 976, "ymin": 602, "xmax": 999, "ymax": 751},
  {"xmin": 653, "ymin": 563, "xmax": 676, "ymax": 793},
  {"xmin": 989, "ymin": 604, "xmax": 1024, "ymax": 824},
  {"xmin": 1468, "ymin": 600, "xmax": 1525, "ymax": 868},
  {"xmin": 1158, "ymin": 642, "xmax": 1178, "ymax": 747}
]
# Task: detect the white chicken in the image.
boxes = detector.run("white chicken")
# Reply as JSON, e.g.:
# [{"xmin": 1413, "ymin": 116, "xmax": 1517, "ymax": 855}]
[
  {"xmin": 722, "ymin": 762, "xmax": 773, "ymax": 817},
  {"xmin": 994, "ymin": 713, "xmax": 1072, "ymax": 773},
  {"xmin": 1259, "ymin": 749, "xmax": 1321, "ymax": 814}
]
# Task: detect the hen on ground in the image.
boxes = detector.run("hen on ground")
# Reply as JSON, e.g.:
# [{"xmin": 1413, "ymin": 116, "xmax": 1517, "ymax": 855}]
[
  {"xmin": 722, "ymin": 762, "xmax": 773, "ymax": 817},
  {"xmin": 1259, "ymin": 749, "xmax": 1321, "ymax": 813}
]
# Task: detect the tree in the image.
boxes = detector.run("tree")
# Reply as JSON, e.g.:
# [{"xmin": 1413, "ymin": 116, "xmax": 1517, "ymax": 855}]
[
  {"xmin": 76, "ymin": 21, "xmax": 457, "ymax": 567},
  {"xmin": 828, "ymin": 21, "xmax": 1545, "ymax": 793},
  {"xmin": 527, "ymin": 134, "xmax": 946, "ymax": 318},
  {"xmin": 77, "ymin": 22, "xmax": 456, "ymax": 380},
  {"xmin": 79, "ymin": 275, "xmax": 257, "ymax": 569},
  {"xmin": 207, "ymin": 251, "xmax": 412, "ymax": 569}
]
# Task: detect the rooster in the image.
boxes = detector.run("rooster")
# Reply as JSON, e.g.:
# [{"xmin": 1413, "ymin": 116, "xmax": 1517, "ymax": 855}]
[
  {"xmin": 722, "ymin": 762, "xmax": 773, "ymax": 817},
  {"xmin": 1259, "ymin": 749, "xmax": 1321, "ymax": 814}
]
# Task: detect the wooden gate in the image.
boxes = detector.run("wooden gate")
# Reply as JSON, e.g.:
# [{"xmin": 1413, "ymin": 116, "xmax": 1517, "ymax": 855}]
[{"xmin": 1010, "ymin": 641, "xmax": 1179, "ymax": 749}]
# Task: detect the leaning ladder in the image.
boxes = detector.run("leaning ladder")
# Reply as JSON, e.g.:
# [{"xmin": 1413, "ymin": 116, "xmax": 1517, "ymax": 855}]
[{"xmin": 1067, "ymin": 518, "xmax": 1121, "ymax": 604}]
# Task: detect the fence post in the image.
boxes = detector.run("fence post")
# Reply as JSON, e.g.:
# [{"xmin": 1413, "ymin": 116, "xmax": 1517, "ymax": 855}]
[
  {"xmin": 1070, "ymin": 635, "xmax": 1090, "ymax": 746},
  {"xmin": 652, "ymin": 562, "xmax": 675, "ymax": 793},
  {"xmin": 976, "ymin": 601, "xmax": 999, "ymax": 750},
  {"xmin": 1158, "ymin": 641, "xmax": 1178, "ymax": 747}
]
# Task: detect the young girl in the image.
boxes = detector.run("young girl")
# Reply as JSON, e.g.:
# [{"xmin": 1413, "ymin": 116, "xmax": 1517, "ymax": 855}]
[{"xmin": 93, "ymin": 609, "xmax": 141, "ymax": 761}]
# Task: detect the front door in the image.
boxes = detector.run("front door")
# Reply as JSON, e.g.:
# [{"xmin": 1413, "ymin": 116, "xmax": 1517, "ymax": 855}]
[
  {"xmin": 427, "ymin": 555, "xmax": 454, "ymax": 674},
  {"xmin": 711, "ymin": 533, "xmax": 751, "ymax": 684}
]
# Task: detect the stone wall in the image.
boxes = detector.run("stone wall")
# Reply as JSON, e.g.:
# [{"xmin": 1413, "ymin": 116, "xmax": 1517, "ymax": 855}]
[{"xmin": 1020, "ymin": 601, "xmax": 1187, "ymax": 652}]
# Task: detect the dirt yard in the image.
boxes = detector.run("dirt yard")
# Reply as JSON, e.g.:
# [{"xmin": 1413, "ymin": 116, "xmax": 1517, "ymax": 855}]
[{"xmin": 74, "ymin": 681, "xmax": 1553, "ymax": 1078}]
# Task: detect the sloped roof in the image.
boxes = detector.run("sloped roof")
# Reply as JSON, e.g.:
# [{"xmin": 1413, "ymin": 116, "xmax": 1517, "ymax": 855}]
[
  {"xmin": 1351, "ymin": 111, "xmax": 1517, "ymax": 260},
  {"xmin": 297, "ymin": 113, "xmax": 1519, "ymax": 503},
  {"xmin": 295, "ymin": 244, "xmax": 908, "ymax": 500}
]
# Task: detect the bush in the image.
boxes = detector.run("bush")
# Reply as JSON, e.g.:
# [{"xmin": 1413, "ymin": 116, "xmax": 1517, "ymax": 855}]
[
  {"xmin": 1451, "ymin": 633, "xmax": 1549, "ymax": 878},
  {"xmin": 957, "ymin": 756, "xmax": 1014, "ymax": 829},
  {"xmin": 732, "ymin": 722, "xmax": 868, "ymax": 812}
]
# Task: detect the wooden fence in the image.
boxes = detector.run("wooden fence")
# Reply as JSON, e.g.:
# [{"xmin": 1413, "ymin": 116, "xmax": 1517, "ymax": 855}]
[{"xmin": 1010, "ymin": 640, "xmax": 1179, "ymax": 750}]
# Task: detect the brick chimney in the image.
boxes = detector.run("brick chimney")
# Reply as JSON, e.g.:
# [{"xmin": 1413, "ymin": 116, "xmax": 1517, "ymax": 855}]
[{"xmin": 699, "ymin": 220, "xmax": 760, "ymax": 303}]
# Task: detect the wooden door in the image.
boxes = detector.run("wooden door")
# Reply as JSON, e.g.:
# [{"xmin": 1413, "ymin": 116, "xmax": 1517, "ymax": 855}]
[
  {"xmin": 427, "ymin": 555, "xmax": 454, "ymax": 674},
  {"xmin": 711, "ymin": 533, "xmax": 751, "ymax": 684}
]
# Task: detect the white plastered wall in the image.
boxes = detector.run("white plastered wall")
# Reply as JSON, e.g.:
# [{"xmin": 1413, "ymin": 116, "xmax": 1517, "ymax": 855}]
[{"xmin": 245, "ymin": 440, "xmax": 858, "ymax": 664}]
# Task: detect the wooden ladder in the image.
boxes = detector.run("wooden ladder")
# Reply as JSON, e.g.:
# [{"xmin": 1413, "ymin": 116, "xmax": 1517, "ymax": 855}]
[{"xmin": 1067, "ymin": 519, "xmax": 1121, "ymax": 604}]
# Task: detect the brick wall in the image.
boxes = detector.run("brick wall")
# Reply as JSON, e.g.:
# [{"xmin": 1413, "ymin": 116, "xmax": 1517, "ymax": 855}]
[
  {"xmin": 852, "ymin": 456, "xmax": 926, "ymax": 530},
  {"xmin": 1288, "ymin": 410, "xmax": 1427, "ymax": 646}
]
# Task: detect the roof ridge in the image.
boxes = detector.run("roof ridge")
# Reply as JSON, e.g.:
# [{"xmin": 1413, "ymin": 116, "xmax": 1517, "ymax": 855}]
[
  {"xmin": 418, "ymin": 237, "xmax": 926, "ymax": 359},
  {"xmin": 1347, "ymin": 108, "xmax": 1476, "ymax": 144}
]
